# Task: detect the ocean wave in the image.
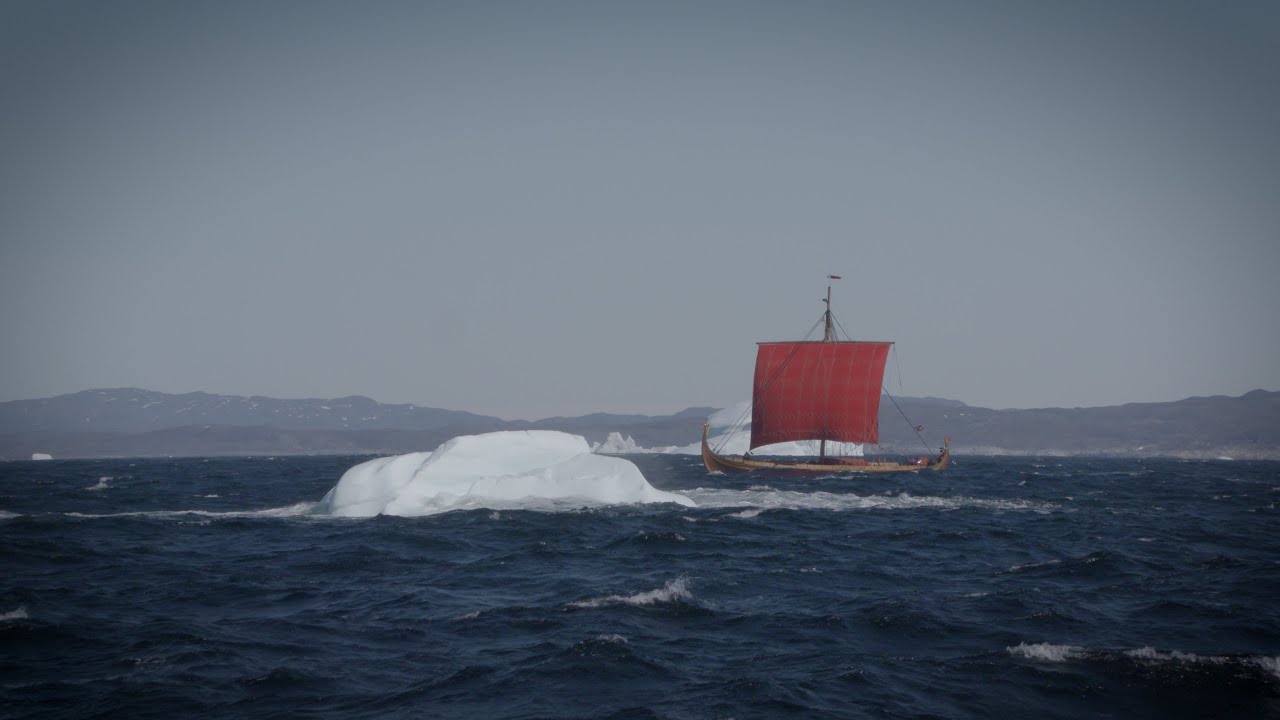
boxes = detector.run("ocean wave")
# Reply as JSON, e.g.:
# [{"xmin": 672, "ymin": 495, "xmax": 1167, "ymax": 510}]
[
  {"xmin": 684, "ymin": 488, "xmax": 1056, "ymax": 513},
  {"xmin": 1006, "ymin": 559, "xmax": 1063, "ymax": 573},
  {"xmin": 1008, "ymin": 642, "xmax": 1280, "ymax": 680},
  {"xmin": 49, "ymin": 488, "xmax": 1055, "ymax": 521},
  {"xmin": 1, "ymin": 606, "xmax": 29, "ymax": 622},
  {"xmin": 1126, "ymin": 647, "xmax": 1280, "ymax": 680},
  {"xmin": 65, "ymin": 502, "xmax": 319, "ymax": 520},
  {"xmin": 1254, "ymin": 656, "xmax": 1280, "ymax": 680},
  {"xmin": 569, "ymin": 578, "xmax": 693, "ymax": 609},
  {"xmin": 1007, "ymin": 642, "xmax": 1084, "ymax": 662},
  {"xmin": 604, "ymin": 531, "xmax": 687, "ymax": 548}
]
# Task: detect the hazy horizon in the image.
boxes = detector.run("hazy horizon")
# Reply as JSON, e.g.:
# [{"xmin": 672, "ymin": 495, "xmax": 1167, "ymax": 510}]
[
  {"xmin": 3, "ymin": 1, "xmax": 1277, "ymax": 418},
  {"xmin": 8, "ymin": 383, "xmax": 1274, "ymax": 423}
]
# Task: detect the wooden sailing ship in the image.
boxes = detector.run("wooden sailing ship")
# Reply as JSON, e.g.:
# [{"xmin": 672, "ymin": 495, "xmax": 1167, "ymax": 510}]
[{"xmin": 701, "ymin": 280, "xmax": 950, "ymax": 474}]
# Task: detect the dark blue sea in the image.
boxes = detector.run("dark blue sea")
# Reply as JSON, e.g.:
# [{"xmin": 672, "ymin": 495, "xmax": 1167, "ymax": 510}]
[{"xmin": 2, "ymin": 453, "xmax": 1278, "ymax": 719}]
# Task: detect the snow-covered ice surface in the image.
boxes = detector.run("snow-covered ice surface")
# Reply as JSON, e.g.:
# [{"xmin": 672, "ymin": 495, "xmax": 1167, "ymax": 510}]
[{"xmin": 316, "ymin": 430, "xmax": 693, "ymax": 517}]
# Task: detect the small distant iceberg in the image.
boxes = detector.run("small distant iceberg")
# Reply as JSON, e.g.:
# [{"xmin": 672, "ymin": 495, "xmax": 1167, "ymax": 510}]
[
  {"xmin": 31, "ymin": 453, "xmax": 52, "ymax": 461},
  {"xmin": 591, "ymin": 432, "xmax": 644, "ymax": 454},
  {"xmin": 317, "ymin": 430, "xmax": 693, "ymax": 517}
]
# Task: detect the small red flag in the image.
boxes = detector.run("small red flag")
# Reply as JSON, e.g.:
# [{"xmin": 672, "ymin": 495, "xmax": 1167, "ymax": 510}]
[{"xmin": 828, "ymin": 274, "xmax": 842, "ymax": 279}]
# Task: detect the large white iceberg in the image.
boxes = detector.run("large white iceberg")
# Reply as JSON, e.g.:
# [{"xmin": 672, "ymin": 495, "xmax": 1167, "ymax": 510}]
[{"xmin": 317, "ymin": 430, "xmax": 693, "ymax": 517}]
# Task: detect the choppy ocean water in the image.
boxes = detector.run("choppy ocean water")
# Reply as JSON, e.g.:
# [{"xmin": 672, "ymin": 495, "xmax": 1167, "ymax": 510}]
[{"xmin": 2, "ymin": 453, "xmax": 1278, "ymax": 719}]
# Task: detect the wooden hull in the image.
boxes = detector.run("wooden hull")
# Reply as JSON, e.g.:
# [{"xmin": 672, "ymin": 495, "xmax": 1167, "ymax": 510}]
[{"xmin": 700, "ymin": 424, "xmax": 950, "ymax": 474}]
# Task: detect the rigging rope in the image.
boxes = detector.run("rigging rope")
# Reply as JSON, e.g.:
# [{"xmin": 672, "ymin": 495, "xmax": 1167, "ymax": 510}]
[
  {"xmin": 832, "ymin": 313, "xmax": 851, "ymax": 342},
  {"xmin": 882, "ymin": 386, "xmax": 934, "ymax": 454},
  {"xmin": 893, "ymin": 344, "xmax": 904, "ymax": 396},
  {"xmin": 833, "ymin": 310, "xmax": 932, "ymax": 455}
]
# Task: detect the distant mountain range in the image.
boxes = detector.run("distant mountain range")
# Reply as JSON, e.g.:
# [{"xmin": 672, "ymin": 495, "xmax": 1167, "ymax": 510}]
[
  {"xmin": 1, "ymin": 388, "xmax": 1276, "ymax": 460},
  {"xmin": 0, "ymin": 388, "xmax": 499, "ymax": 434},
  {"xmin": 0, "ymin": 389, "xmax": 715, "ymax": 460}
]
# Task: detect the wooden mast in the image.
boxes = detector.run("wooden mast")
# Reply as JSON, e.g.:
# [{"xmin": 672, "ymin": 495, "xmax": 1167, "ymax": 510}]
[
  {"xmin": 822, "ymin": 283, "xmax": 834, "ymax": 342},
  {"xmin": 819, "ymin": 281, "xmax": 834, "ymax": 461}
]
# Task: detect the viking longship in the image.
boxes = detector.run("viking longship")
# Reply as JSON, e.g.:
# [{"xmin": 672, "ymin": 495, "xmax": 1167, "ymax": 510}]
[{"xmin": 701, "ymin": 278, "xmax": 950, "ymax": 474}]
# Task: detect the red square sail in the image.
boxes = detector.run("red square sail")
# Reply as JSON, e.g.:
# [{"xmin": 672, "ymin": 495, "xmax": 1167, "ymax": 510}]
[{"xmin": 750, "ymin": 341, "xmax": 891, "ymax": 449}]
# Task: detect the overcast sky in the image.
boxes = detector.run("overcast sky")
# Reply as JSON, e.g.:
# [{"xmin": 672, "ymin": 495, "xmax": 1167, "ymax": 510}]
[{"xmin": 2, "ymin": 1, "xmax": 1277, "ymax": 419}]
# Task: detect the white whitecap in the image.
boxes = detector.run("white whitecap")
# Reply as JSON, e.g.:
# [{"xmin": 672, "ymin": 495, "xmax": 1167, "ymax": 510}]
[
  {"xmin": 1125, "ymin": 647, "xmax": 1280, "ymax": 680},
  {"xmin": 570, "ymin": 578, "xmax": 693, "ymax": 608},
  {"xmin": 1007, "ymin": 642, "xmax": 1084, "ymax": 662},
  {"xmin": 66, "ymin": 502, "xmax": 317, "ymax": 520},
  {"xmin": 0, "ymin": 606, "xmax": 29, "ymax": 621},
  {"xmin": 1008, "ymin": 559, "xmax": 1062, "ymax": 572},
  {"xmin": 684, "ymin": 488, "xmax": 1053, "ymax": 514},
  {"xmin": 1125, "ymin": 647, "xmax": 1220, "ymax": 663},
  {"xmin": 1254, "ymin": 656, "xmax": 1280, "ymax": 680},
  {"xmin": 1009, "ymin": 643, "xmax": 1279, "ymax": 680}
]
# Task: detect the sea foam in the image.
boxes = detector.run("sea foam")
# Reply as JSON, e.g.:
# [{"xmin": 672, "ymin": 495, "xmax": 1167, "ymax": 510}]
[
  {"xmin": 0, "ymin": 606, "xmax": 29, "ymax": 621},
  {"xmin": 1007, "ymin": 642, "xmax": 1084, "ymax": 662},
  {"xmin": 317, "ymin": 431, "xmax": 693, "ymax": 517},
  {"xmin": 685, "ymin": 488, "xmax": 1054, "ymax": 513},
  {"xmin": 1009, "ymin": 642, "xmax": 1280, "ymax": 680},
  {"xmin": 570, "ymin": 577, "xmax": 694, "ymax": 608},
  {"xmin": 65, "ymin": 502, "xmax": 317, "ymax": 520}
]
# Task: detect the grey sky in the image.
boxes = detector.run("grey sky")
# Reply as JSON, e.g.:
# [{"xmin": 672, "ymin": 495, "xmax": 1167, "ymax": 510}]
[{"xmin": 2, "ymin": 1, "xmax": 1277, "ymax": 419}]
